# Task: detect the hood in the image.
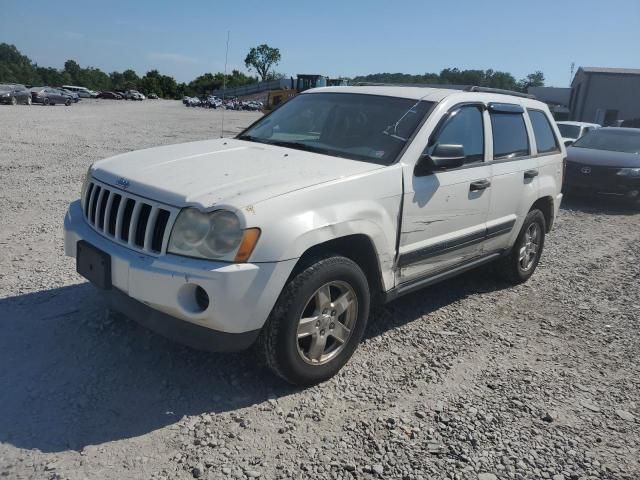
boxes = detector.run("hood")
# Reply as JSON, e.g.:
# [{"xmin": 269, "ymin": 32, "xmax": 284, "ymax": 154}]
[
  {"xmin": 91, "ymin": 138, "xmax": 382, "ymax": 208},
  {"xmin": 566, "ymin": 146, "xmax": 640, "ymax": 168}
]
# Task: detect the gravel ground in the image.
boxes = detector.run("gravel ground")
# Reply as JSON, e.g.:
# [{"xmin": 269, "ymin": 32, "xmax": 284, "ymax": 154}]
[{"xmin": 0, "ymin": 100, "xmax": 639, "ymax": 480}]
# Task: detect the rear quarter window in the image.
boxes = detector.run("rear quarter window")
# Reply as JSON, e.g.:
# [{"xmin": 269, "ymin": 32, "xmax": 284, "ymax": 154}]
[
  {"xmin": 490, "ymin": 112, "xmax": 530, "ymax": 160},
  {"xmin": 528, "ymin": 110, "xmax": 560, "ymax": 154}
]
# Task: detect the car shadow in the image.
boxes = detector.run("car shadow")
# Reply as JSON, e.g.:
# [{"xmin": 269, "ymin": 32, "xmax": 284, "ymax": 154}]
[
  {"xmin": 0, "ymin": 268, "xmax": 509, "ymax": 453},
  {"xmin": 561, "ymin": 193, "xmax": 638, "ymax": 216}
]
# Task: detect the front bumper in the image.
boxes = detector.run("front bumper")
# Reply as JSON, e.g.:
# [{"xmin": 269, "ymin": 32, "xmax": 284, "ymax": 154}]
[
  {"xmin": 64, "ymin": 200, "xmax": 297, "ymax": 350},
  {"xmin": 565, "ymin": 163, "xmax": 640, "ymax": 197}
]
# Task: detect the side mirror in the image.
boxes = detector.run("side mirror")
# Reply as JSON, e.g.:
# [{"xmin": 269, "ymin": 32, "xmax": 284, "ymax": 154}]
[
  {"xmin": 564, "ymin": 139, "xmax": 574, "ymax": 147},
  {"xmin": 415, "ymin": 144, "xmax": 465, "ymax": 176}
]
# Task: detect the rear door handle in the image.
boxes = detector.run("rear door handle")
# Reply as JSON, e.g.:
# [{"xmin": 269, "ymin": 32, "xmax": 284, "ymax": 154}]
[
  {"xmin": 524, "ymin": 169, "xmax": 539, "ymax": 179},
  {"xmin": 470, "ymin": 179, "xmax": 491, "ymax": 191}
]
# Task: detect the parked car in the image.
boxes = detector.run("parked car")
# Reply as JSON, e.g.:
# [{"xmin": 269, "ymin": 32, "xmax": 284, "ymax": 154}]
[
  {"xmin": 147, "ymin": 93, "xmax": 159, "ymax": 99},
  {"xmin": 64, "ymin": 86, "xmax": 564, "ymax": 385},
  {"xmin": 97, "ymin": 91, "xmax": 123, "ymax": 100},
  {"xmin": 30, "ymin": 87, "xmax": 72, "ymax": 106},
  {"xmin": 556, "ymin": 121, "xmax": 600, "ymax": 146},
  {"xmin": 0, "ymin": 84, "xmax": 32, "ymax": 105},
  {"xmin": 564, "ymin": 127, "xmax": 640, "ymax": 207},
  {"xmin": 76, "ymin": 90, "xmax": 94, "ymax": 99},
  {"xmin": 186, "ymin": 97, "xmax": 201, "ymax": 107},
  {"xmin": 58, "ymin": 88, "xmax": 80, "ymax": 103},
  {"xmin": 124, "ymin": 90, "xmax": 145, "ymax": 101},
  {"xmin": 182, "ymin": 96, "xmax": 191, "ymax": 105}
]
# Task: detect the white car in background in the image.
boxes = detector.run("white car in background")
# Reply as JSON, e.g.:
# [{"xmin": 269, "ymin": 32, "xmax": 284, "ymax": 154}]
[
  {"xmin": 556, "ymin": 121, "xmax": 600, "ymax": 146},
  {"xmin": 64, "ymin": 86, "xmax": 564, "ymax": 385}
]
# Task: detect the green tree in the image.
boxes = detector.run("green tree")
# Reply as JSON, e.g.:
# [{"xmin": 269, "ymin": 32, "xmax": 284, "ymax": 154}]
[
  {"xmin": 244, "ymin": 44, "xmax": 281, "ymax": 81},
  {"xmin": 0, "ymin": 43, "xmax": 40, "ymax": 84},
  {"xmin": 517, "ymin": 71, "xmax": 545, "ymax": 92}
]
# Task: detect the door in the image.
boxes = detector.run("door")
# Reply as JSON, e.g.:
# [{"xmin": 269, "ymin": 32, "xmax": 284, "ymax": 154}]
[
  {"xmin": 484, "ymin": 103, "xmax": 540, "ymax": 254},
  {"xmin": 399, "ymin": 104, "xmax": 492, "ymax": 282}
]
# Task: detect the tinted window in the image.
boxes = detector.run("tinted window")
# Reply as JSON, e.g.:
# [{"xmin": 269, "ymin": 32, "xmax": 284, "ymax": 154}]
[
  {"xmin": 428, "ymin": 106, "xmax": 484, "ymax": 164},
  {"xmin": 572, "ymin": 129, "xmax": 640, "ymax": 154},
  {"xmin": 528, "ymin": 110, "xmax": 559, "ymax": 154},
  {"xmin": 490, "ymin": 112, "xmax": 530, "ymax": 159},
  {"xmin": 557, "ymin": 124, "xmax": 580, "ymax": 139}
]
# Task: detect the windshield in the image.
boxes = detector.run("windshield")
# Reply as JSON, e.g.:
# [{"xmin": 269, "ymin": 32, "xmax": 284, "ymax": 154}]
[
  {"xmin": 239, "ymin": 92, "xmax": 433, "ymax": 165},
  {"xmin": 572, "ymin": 129, "xmax": 640, "ymax": 154},
  {"xmin": 557, "ymin": 124, "xmax": 581, "ymax": 139},
  {"xmin": 0, "ymin": 84, "xmax": 12, "ymax": 91}
]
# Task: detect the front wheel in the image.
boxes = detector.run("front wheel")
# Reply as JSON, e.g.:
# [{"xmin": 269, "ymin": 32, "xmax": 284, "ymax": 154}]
[
  {"xmin": 495, "ymin": 209, "xmax": 546, "ymax": 284},
  {"xmin": 43, "ymin": 98, "xmax": 50, "ymax": 106},
  {"xmin": 26, "ymin": 96, "xmax": 32, "ymax": 105},
  {"xmin": 10, "ymin": 96, "xmax": 17, "ymax": 105},
  {"xmin": 260, "ymin": 256, "xmax": 370, "ymax": 385},
  {"xmin": 65, "ymin": 99, "xmax": 71, "ymax": 106}
]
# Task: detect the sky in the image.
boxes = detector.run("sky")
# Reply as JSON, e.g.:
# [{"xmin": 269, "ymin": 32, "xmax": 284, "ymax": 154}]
[{"xmin": 1, "ymin": 0, "xmax": 639, "ymax": 87}]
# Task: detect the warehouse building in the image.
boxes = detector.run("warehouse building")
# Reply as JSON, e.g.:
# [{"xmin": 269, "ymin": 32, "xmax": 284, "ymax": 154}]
[{"xmin": 569, "ymin": 67, "xmax": 640, "ymax": 125}]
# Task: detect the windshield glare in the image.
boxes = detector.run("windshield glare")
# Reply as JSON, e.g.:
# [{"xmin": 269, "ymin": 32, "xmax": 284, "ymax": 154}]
[
  {"xmin": 558, "ymin": 124, "xmax": 580, "ymax": 139},
  {"xmin": 572, "ymin": 129, "xmax": 640, "ymax": 154},
  {"xmin": 239, "ymin": 92, "xmax": 433, "ymax": 165}
]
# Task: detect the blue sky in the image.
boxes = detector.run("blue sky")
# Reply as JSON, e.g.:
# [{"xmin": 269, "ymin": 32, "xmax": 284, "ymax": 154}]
[{"xmin": 2, "ymin": 0, "xmax": 638, "ymax": 87}]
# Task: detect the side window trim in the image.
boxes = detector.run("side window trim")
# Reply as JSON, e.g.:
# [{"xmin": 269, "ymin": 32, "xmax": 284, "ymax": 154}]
[
  {"xmin": 490, "ymin": 105, "xmax": 531, "ymax": 160},
  {"xmin": 426, "ymin": 102, "xmax": 486, "ymax": 165},
  {"xmin": 526, "ymin": 108, "xmax": 561, "ymax": 156}
]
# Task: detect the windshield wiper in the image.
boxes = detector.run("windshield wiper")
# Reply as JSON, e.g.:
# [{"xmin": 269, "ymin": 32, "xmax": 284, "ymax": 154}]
[{"xmin": 268, "ymin": 140, "xmax": 332, "ymax": 156}]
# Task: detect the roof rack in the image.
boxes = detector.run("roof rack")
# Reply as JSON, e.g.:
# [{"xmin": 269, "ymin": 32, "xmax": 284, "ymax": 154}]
[{"xmin": 349, "ymin": 82, "xmax": 536, "ymax": 99}]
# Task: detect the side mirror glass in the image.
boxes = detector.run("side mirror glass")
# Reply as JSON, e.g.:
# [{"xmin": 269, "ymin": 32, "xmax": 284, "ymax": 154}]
[{"xmin": 415, "ymin": 144, "xmax": 465, "ymax": 176}]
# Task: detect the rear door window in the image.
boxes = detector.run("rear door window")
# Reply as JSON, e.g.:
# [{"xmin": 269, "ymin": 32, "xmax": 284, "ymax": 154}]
[
  {"xmin": 528, "ymin": 110, "xmax": 560, "ymax": 154},
  {"xmin": 490, "ymin": 109, "xmax": 530, "ymax": 160}
]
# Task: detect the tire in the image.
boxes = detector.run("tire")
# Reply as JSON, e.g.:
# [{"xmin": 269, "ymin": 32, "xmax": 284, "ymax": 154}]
[
  {"xmin": 65, "ymin": 99, "xmax": 71, "ymax": 106},
  {"xmin": 10, "ymin": 96, "xmax": 17, "ymax": 105},
  {"xmin": 26, "ymin": 96, "xmax": 32, "ymax": 105},
  {"xmin": 260, "ymin": 255, "xmax": 370, "ymax": 386},
  {"xmin": 43, "ymin": 98, "xmax": 50, "ymax": 106},
  {"xmin": 495, "ymin": 209, "xmax": 546, "ymax": 284}
]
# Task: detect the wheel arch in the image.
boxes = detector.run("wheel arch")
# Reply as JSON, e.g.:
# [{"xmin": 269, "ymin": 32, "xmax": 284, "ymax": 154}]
[
  {"xmin": 530, "ymin": 196, "xmax": 554, "ymax": 232},
  {"xmin": 289, "ymin": 234, "xmax": 386, "ymax": 302}
]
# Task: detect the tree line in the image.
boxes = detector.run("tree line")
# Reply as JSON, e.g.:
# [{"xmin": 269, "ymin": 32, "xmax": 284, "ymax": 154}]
[
  {"xmin": 352, "ymin": 69, "xmax": 545, "ymax": 92},
  {"xmin": 0, "ymin": 43, "xmax": 257, "ymax": 98}
]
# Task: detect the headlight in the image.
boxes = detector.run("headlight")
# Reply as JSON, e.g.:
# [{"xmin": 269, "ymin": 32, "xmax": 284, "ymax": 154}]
[
  {"xmin": 168, "ymin": 208, "xmax": 248, "ymax": 260},
  {"xmin": 616, "ymin": 168, "xmax": 640, "ymax": 177},
  {"xmin": 1, "ymin": 93, "xmax": 9, "ymax": 97}
]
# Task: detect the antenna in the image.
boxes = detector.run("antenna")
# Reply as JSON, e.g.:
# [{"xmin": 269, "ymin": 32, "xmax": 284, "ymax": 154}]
[
  {"xmin": 221, "ymin": 30, "xmax": 230, "ymax": 138},
  {"xmin": 569, "ymin": 62, "xmax": 575, "ymax": 86}
]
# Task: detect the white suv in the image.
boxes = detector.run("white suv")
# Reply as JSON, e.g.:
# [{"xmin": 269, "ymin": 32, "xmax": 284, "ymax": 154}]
[{"xmin": 64, "ymin": 86, "xmax": 564, "ymax": 385}]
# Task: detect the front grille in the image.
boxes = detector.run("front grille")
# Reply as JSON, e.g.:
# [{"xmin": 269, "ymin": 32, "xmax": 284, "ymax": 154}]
[
  {"xmin": 82, "ymin": 179, "xmax": 177, "ymax": 255},
  {"xmin": 566, "ymin": 161, "xmax": 619, "ymax": 177}
]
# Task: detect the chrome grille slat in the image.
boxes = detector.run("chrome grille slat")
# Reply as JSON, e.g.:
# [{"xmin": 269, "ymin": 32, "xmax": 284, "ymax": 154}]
[
  {"xmin": 82, "ymin": 180, "xmax": 177, "ymax": 255},
  {"xmin": 103, "ymin": 191, "xmax": 115, "ymax": 232},
  {"xmin": 127, "ymin": 202, "xmax": 143, "ymax": 247},
  {"xmin": 94, "ymin": 188, "xmax": 106, "ymax": 227},
  {"xmin": 144, "ymin": 207, "xmax": 159, "ymax": 251}
]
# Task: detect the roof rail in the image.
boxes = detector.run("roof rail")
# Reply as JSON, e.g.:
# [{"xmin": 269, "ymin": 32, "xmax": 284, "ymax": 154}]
[
  {"xmin": 349, "ymin": 82, "xmax": 536, "ymax": 99},
  {"xmin": 463, "ymin": 86, "xmax": 536, "ymax": 99}
]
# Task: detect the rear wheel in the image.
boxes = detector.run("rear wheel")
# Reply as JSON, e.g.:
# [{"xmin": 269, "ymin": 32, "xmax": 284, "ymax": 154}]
[
  {"xmin": 260, "ymin": 255, "xmax": 370, "ymax": 385},
  {"xmin": 10, "ymin": 96, "xmax": 17, "ymax": 105},
  {"xmin": 26, "ymin": 96, "xmax": 32, "ymax": 105},
  {"xmin": 65, "ymin": 99, "xmax": 71, "ymax": 106},
  {"xmin": 495, "ymin": 209, "xmax": 546, "ymax": 284}
]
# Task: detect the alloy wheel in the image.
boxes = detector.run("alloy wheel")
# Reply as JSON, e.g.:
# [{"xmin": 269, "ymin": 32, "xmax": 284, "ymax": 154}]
[
  {"xmin": 519, "ymin": 223, "xmax": 540, "ymax": 271},
  {"xmin": 296, "ymin": 281, "xmax": 358, "ymax": 365}
]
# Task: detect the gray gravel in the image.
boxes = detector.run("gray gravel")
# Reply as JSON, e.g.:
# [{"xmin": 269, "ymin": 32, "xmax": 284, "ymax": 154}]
[{"xmin": 1, "ymin": 100, "xmax": 639, "ymax": 480}]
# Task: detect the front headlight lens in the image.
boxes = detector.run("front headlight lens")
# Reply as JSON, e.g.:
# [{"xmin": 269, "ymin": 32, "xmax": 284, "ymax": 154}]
[
  {"xmin": 168, "ymin": 209, "xmax": 243, "ymax": 259},
  {"xmin": 616, "ymin": 167, "xmax": 640, "ymax": 177}
]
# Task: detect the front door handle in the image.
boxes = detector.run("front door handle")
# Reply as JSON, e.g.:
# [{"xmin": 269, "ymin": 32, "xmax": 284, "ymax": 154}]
[
  {"xmin": 524, "ymin": 169, "xmax": 539, "ymax": 179},
  {"xmin": 470, "ymin": 179, "xmax": 491, "ymax": 191}
]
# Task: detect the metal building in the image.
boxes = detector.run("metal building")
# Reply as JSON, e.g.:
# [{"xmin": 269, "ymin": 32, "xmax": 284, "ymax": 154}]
[{"xmin": 569, "ymin": 67, "xmax": 640, "ymax": 125}]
